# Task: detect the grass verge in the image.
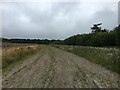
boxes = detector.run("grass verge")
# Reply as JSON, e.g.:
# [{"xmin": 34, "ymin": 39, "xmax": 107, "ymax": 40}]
[{"xmin": 53, "ymin": 45, "xmax": 120, "ymax": 74}]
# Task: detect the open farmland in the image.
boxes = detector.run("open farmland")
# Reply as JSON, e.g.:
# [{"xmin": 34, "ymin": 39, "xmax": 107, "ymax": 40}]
[
  {"xmin": 2, "ymin": 44, "xmax": 119, "ymax": 88},
  {"xmin": 2, "ymin": 43, "xmax": 42, "ymax": 70},
  {"xmin": 2, "ymin": 42, "xmax": 37, "ymax": 48}
]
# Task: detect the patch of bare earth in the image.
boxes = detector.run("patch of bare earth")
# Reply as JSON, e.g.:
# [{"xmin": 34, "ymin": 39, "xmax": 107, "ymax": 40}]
[{"xmin": 2, "ymin": 46, "xmax": 119, "ymax": 88}]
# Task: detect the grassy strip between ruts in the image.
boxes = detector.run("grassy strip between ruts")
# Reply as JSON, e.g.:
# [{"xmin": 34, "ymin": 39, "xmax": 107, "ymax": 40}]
[
  {"xmin": 53, "ymin": 45, "xmax": 120, "ymax": 74},
  {"xmin": 2, "ymin": 45, "xmax": 42, "ymax": 71}
]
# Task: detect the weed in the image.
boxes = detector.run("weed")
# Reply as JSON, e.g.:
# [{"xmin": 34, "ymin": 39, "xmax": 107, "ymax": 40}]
[{"xmin": 54, "ymin": 45, "xmax": 120, "ymax": 74}]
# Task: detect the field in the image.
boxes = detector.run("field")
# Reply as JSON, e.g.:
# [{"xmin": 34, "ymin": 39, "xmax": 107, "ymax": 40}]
[
  {"xmin": 2, "ymin": 43, "xmax": 42, "ymax": 70},
  {"xmin": 2, "ymin": 43, "xmax": 120, "ymax": 88}
]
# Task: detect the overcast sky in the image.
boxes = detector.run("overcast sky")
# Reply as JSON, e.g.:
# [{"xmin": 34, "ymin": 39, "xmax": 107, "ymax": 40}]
[{"xmin": 2, "ymin": 0, "xmax": 118, "ymax": 39}]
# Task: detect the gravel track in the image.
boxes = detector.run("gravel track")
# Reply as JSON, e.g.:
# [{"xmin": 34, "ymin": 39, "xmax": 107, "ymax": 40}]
[{"xmin": 2, "ymin": 46, "xmax": 119, "ymax": 88}]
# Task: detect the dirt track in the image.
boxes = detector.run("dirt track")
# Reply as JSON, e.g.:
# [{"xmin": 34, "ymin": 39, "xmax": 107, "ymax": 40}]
[{"xmin": 2, "ymin": 46, "xmax": 119, "ymax": 88}]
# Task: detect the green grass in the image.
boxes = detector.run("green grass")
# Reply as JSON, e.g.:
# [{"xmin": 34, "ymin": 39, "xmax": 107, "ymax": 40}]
[{"xmin": 53, "ymin": 45, "xmax": 120, "ymax": 74}]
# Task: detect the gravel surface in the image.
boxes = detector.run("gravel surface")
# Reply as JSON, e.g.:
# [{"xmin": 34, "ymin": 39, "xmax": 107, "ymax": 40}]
[{"xmin": 2, "ymin": 46, "xmax": 119, "ymax": 88}]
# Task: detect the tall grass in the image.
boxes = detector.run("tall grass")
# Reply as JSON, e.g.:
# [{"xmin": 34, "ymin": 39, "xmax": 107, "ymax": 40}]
[
  {"xmin": 54, "ymin": 45, "xmax": 120, "ymax": 74},
  {"xmin": 2, "ymin": 45, "xmax": 41, "ymax": 69}
]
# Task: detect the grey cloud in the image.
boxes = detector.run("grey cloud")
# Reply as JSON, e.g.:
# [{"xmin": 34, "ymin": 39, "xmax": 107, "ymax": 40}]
[
  {"xmin": 119, "ymin": 1, "xmax": 120, "ymax": 25},
  {"xmin": 90, "ymin": 7, "xmax": 118, "ymax": 30},
  {"xmin": 2, "ymin": 2, "xmax": 118, "ymax": 39}
]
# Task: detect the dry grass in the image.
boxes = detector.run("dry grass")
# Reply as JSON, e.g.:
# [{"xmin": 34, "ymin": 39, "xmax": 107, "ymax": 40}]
[{"xmin": 2, "ymin": 44, "xmax": 41, "ymax": 69}]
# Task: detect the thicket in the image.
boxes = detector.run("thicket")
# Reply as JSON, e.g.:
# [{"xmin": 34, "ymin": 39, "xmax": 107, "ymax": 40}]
[{"xmin": 63, "ymin": 24, "xmax": 120, "ymax": 47}]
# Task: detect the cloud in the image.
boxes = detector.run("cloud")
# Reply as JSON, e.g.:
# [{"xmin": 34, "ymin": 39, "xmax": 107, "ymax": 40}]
[
  {"xmin": 119, "ymin": 1, "xmax": 120, "ymax": 25},
  {"xmin": 2, "ymin": 1, "xmax": 118, "ymax": 39}
]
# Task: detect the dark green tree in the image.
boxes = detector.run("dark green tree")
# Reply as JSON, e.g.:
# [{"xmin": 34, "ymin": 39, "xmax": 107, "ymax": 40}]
[{"xmin": 91, "ymin": 23, "xmax": 102, "ymax": 33}]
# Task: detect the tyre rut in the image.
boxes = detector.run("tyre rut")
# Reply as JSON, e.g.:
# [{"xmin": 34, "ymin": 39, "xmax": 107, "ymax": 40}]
[{"xmin": 2, "ymin": 46, "xmax": 119, "ymax": 88}]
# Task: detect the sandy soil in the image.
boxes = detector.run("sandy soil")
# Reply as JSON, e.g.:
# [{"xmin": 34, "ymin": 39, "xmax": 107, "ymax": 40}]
[{"xmin": 2, "ymin": 46, "xmax": 119, "ymax": 88}]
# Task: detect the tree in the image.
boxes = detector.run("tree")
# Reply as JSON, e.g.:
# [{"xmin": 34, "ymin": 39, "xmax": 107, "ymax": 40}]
[
  {"xmin": 91, "ymin": 23, "xmax": 102, "ymax": 33},
  {"xmin": 114, "ymin": 25, "xmax": 120, "ymax": 46}
]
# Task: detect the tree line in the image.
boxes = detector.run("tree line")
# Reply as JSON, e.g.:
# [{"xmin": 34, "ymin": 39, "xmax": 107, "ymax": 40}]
[
  {"xmin": 63, "ymin": 24, "xmax": 120, "ymax": 47},
  {"xmin": 2, "ymin": 23, "xmax": 120, "ymax": 47},
  {"xmin": 2, "ymin": 38, "xmax": 61, "ymax": 44}
]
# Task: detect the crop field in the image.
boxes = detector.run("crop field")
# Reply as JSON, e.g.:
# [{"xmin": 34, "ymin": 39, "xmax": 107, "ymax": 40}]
[
  {"xmin": 2, "ymin": 43, "xmax": 42, "ymax": 70},
  {"xmin": 1, "ymin": 43, "xmax": 119, "ymax": 88},
  {"xmin": 2, "ymin": 42, "xmax": 36, "ymax": 48}
]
